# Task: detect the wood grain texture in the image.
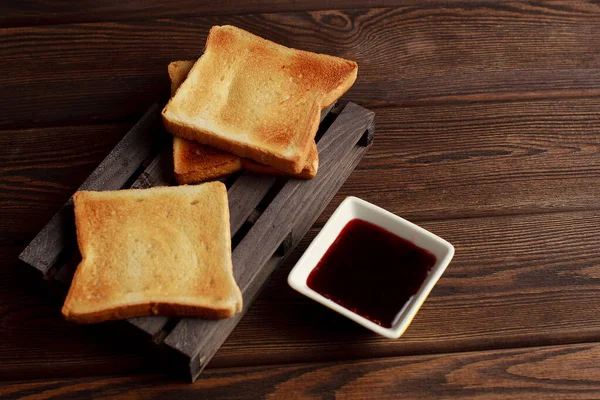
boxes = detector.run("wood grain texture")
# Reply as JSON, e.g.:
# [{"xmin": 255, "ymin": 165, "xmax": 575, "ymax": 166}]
[
  {"xmin": 1, "ymin": 2, "xmax": 599, "ymax": 127},
  {"xmin": 2, "ymin": 0, "xmax": 600, "ymax": 394},
  {"xmin": 4, "ymin": 98, "xmax": 599, "ymax": 240},
  {"xmin": 0, "ymin": 247, "xmax": 166, "ymax": 381},
  {"xmin": 0, "ymin": 0, "xmax": 405, "ymax": 27},
  {"xmin": 0, "ymin": 123, "xmax": 132, "ymax": 251},
  {"xmin": 2, "ymin": 342, "xmax": 600, "ymax": 399},
  {"xmin": 18, "ymin": 104, "xmax": 162, "ymax": 274},
  {"xmin": 315, "ymin": 97, "xmax": 600, "ymax": 225},
  {"xmin": 4, "ymin": 94, "xmax": 599, "ymax": 371}
]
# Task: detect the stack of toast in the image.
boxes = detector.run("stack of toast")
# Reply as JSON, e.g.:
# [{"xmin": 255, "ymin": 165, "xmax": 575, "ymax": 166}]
[
  {"xmin": 169, "ymin": 61, "xmax": 319, "ymax": 183},
  {"xmin": 165, "ymin": 25, "xmax": 357, "ymax": 183},
  {"xmin": 62, "ymin": 25, "xmax": 358, "ymax": 324}
]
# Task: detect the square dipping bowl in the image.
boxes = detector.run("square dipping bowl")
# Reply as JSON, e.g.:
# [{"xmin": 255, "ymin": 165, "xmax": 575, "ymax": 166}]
[{"xmin": 287, "ymin": 196, "xmax": 455, "ymax": 339}]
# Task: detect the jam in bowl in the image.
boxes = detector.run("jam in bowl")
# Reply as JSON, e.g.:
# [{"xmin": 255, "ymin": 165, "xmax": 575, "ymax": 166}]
[{"xmin": 288, "ymin": 197, "xmax": 454, "ymax": 338}]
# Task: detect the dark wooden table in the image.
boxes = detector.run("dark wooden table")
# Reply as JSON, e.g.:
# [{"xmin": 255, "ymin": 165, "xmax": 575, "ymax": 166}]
[{"xmin": 2, "ymin": 1, "xmax": 600, "ymax": 398}]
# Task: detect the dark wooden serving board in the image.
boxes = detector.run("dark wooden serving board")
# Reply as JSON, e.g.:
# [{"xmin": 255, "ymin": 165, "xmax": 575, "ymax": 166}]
[{"xmin": 18, "ymin": 101, "xmax": 375, "ymax": 381}]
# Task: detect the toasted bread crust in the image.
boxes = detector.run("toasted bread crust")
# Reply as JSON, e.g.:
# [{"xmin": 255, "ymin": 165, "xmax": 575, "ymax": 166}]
[
  {"xmin": 168, "ymin": 60, "xmax": 195, "ymax": 98},
  {"xmin": 63, "ymin": 301, "xmax": 238, "ymax": 324},
  {"xmin": 241, "ymin": 142, "xmax": 318, "ymax": 178},
  {"xmin": 62, "ymin": 184, "xmax": 243, "ymax": 324},
  {"xmin": 173, "ymin": 137, "xmax": 242, "ymax": 184},
  {"xmin": 163, "ymin": 25, "xmax": 357, "ymax": 176},
  {"xmin": 163, "ymin": 116, "xmax": 308, "ymax": 174}
]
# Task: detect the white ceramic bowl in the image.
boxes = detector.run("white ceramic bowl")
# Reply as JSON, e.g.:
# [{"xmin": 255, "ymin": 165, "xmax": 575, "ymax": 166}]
[{"xmin": 287, "ymin": 196, "xmax": 454, "ymax": 339}]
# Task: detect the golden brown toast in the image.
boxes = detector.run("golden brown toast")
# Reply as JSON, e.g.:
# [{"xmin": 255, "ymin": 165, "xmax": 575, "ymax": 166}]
[
  {"xmin": 163, "ymin": 25, "xmax": 357, "ymax": 175},
  {"xmin": 173, "ymin": 134, "xmax": 242, "ymax": 185},
  {"xmin": 62, "ymin": 183, "xmax": 242, "ymax": 323},
  {"xmin": 170, "ymin": 61, "xmax": 244, "ymax": 184},
  {"xmin": 169, "ymin": 60, "xmax": 317, "ymax": 184}
]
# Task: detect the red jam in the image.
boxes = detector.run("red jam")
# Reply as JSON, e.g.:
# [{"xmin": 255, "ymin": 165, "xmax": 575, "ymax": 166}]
[{"xmin": 307, "ymin": 218, "xmax": 437, "ymax": 328}]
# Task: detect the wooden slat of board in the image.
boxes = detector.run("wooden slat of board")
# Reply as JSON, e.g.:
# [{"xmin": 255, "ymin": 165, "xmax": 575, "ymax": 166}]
[
  {"xmin": 1, "ymin": 3, "xmax": 599, "ymax": 127},
  {"xmin": 277, "ymin": 120, "xmax": 374, "ymax": 257},
  {"xmin": 164, "ymin": 103, "xmax": 374, "ymax": 380},
  {"xmin": 17, "ymin": 104, "xmax": 162, "ymax": 275},
  {"xmin": 3, "ymin": 341, "xmax": 599, "ymax": 398},
  {"xmin": 129, "ymin": 147, "xmax": 173, "ymax": 189},
  {"xmin": 226, "ymin": 173, "xmax": 277, "ymax": 235}
]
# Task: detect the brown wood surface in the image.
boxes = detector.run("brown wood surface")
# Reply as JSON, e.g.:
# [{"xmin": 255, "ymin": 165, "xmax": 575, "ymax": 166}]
[
  {"xmin": 1, "ymin": 0, "xmax": 600, "ymax": 397},
  {"xmin": 0, "ymin": 0, "xmax": 408, "ymax": 28},
  {"xmin": 2, "ymin": 2, "xmax": 599, "ymax": 128},
  {"xmin": 3, "ymin": 342, "xmax": 600, "ymax": 399}
]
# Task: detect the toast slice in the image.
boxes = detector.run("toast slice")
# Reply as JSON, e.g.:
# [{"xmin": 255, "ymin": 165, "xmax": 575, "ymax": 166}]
[
  {"xmin": 163, "ymin": 25, "xmax": 357, "ymax": 175},
  {"xmin": 173, "ymin": 134, "xmax": 242, "ymax": 184},
  {"xmin": 170, "ymin": 61, "xmax": 243, "ymax": 184},
  {"xmin": 62, "ymin": 182, "xmax": 242, "ymax": 323},
  {"xmin": 169, "ymin": 60, "xmax": 317, "ymax": 184}
]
